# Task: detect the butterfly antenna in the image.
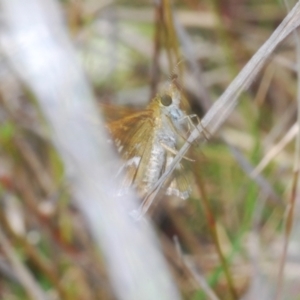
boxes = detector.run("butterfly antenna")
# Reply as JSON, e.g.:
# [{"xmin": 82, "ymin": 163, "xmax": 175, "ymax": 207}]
[
  {"xmin": 169, "ymin": 57, "xmax": 187, "ymax": 91},
  {"xmin": 170, "ymin": 57, "xmax": 186, "ymax": 78}
]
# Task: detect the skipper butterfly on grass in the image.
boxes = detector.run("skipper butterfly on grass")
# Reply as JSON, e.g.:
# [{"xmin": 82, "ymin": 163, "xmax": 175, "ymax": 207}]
[{"xmin": 107, "ymin": 76, "xmax": 200, "ymax": 207}]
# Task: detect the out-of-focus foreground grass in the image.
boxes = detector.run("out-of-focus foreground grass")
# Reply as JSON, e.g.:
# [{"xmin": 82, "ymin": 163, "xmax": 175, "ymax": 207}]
[{"xmin": 0, "ymin": 0, "xmax": 299, "ymax": 300}]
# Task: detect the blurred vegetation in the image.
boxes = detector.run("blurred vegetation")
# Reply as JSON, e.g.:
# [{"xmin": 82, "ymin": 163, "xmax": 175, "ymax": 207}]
[{"xmin": 0, "ymin": 0, "xmax": 299, "ymax": 299}]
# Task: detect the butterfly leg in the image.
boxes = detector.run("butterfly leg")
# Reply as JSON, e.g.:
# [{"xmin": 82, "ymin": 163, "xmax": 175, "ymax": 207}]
[
  {"xmin": 181, "ymin": 114, "xmax": 211, "ymax": 141},
  {"xmin": 160, "ymin": 142, "xmax": 195, "ymax": 162}
]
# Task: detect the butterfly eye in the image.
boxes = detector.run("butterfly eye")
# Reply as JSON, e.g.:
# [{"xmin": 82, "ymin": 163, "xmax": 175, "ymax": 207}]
[{"xmin": 161, "ymin": 94, "xmax": 172, "ymax": 106}]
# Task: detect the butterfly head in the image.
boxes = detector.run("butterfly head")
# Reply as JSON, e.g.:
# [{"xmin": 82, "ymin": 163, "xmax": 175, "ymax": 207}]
[{"xmin": 155, "ymin": 81, "xmax": 184, "ymax": 122}]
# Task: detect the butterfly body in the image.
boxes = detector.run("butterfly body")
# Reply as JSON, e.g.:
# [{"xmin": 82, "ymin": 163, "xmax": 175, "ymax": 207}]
[{"xmin": 107, "ymin": 82, "xmax": 191, "ymax": 200}]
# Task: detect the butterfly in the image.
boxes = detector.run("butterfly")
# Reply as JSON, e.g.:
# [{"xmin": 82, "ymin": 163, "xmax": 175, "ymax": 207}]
[{"xmin": 107, "ymin": 77, "xmax": 193, "ymax": 204}]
